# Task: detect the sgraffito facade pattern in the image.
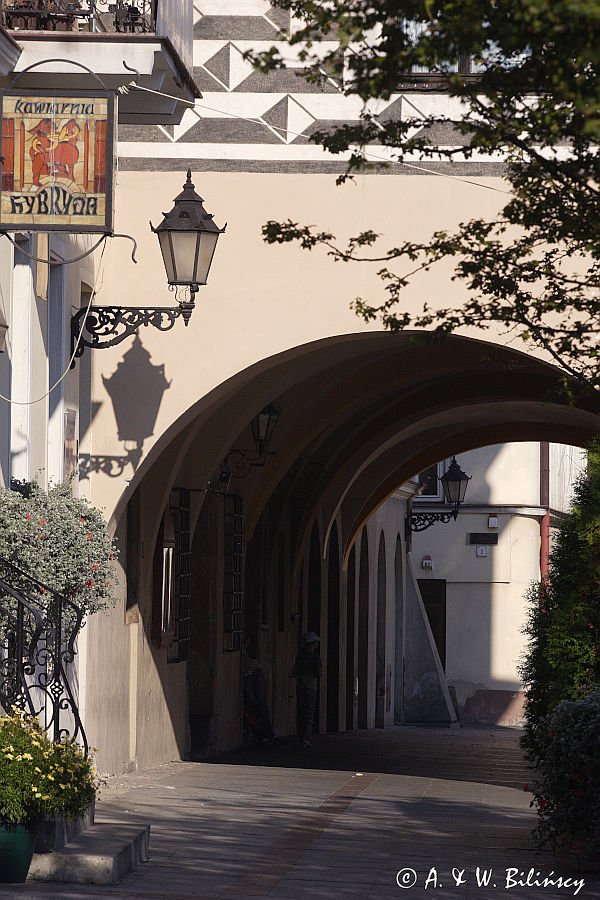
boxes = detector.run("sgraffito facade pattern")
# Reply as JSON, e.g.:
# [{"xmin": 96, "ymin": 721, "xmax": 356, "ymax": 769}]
[{"xmin": 118, "ymin": 1, "xmax": 503, "ymax": 176}]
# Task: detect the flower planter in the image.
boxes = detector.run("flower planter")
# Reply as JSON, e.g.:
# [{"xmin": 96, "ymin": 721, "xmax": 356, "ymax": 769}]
[
  {"xmin": 34, "ymin": 796, "xmax": 95, "ymax": 854},
  {"xmin": 0, "ymin": 824, "xmax": 36, "ymax": 883}
]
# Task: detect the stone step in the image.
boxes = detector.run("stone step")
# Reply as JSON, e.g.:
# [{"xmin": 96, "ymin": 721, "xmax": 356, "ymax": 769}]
[{"xmin": 28, "ymin": 823, "xmax": 150, "ymax": 885}]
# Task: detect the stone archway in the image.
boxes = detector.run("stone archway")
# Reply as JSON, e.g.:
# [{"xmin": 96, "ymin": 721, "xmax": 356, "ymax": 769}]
[{"xmin": 93, "ymin": 331, "xmax": 598, "ymax": 767}]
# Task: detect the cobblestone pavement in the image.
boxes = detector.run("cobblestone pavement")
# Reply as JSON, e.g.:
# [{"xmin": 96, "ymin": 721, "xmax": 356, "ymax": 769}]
[{"xmin": 3, "ymin": 726, "xmax": 599, "ymax": 899}]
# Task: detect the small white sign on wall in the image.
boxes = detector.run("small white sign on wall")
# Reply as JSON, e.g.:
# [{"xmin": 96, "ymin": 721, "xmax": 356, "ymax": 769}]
[{"xmin": 476, "ymin": 545, "xmax": 488, "ymax": 558}]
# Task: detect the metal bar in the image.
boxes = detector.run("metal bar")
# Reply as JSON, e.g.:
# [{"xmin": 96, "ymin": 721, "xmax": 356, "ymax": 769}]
[
  {"xmin": 70, "ymin": 304, "xmax": 185, "ymax": 365},
  {"xmin": 0, "ymin": 557, "xmax": 88, "ymax": 752}
]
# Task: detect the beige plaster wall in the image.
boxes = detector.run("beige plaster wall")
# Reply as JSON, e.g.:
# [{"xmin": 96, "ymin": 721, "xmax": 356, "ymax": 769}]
[
  {"xmin": 550, "ymin": 443, "xmax": 586, "ymax": 512},
  {"xmin": 357, "ymin": 496, "xmax": 408, "ymax": 729},
  {"xmin": 81, "ymin": 515, "xmax": 188, "ymax": 774},
  {"xmin": 415, "ymin": 511, "xmax": 540, "ymax": 694},
  {"xmin": 81, "ymin": 556, "xmax": 132, "ymax": 774},
  {"xmin": 452, "ymin": 442, "xmax": 541, "ymax": 507},
  {"xmin": 89, "ymin": 170, "xmax": 510, "ymax": 523}
]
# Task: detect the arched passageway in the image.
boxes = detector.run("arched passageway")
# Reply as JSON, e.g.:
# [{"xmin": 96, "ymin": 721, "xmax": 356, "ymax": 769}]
[{"xmin": 99, "ymin": 332, "xmax": 598, "ymax": 764}]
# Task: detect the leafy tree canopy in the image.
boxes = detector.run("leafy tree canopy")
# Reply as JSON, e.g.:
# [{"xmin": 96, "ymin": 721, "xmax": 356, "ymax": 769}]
[{"xmin": 252, "ymin": 0, "xmax": 600, "ymax": 391}]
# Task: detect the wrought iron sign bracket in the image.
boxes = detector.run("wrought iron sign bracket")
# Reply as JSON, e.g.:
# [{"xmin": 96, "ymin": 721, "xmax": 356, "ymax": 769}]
[
  {"xmin": 222, "ymin": 449, "xmax": 274, "ymax": 480},
  {"xmin": 405, "ymin": 508, "xmax": 458, "ymax": 544},
  {"xmin": 70, "ymin": 296, "xmax": 196, "ymax": 366}
]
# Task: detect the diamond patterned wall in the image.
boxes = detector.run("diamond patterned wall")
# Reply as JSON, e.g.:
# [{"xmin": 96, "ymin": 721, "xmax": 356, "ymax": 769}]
[{"xmin": 118, "ymin": 2, "xmax": 503, "ymax": 174}]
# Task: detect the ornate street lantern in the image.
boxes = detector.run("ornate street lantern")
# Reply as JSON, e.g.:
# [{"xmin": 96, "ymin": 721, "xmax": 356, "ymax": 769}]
[
  {"xmin": 250, "ymin": 404, "xmax": 281, "ymax": 457},
  {"xmin": 440, "ymin": 457, "xmax": 471, "ymax": 514},
  {"xmin": 406, "ymin": 456, "xmax": 472, "ymax": 541},
  {"xmin": 151, "ymin": 170, "xmax": 226, "ymax": 295},
  {"xmin": 216, "ymin": 404, "xmax": 283, "ymax": 489},
  {"xmin": 71, "ymin": 171, "xmax": 225, "ymax": 364}
]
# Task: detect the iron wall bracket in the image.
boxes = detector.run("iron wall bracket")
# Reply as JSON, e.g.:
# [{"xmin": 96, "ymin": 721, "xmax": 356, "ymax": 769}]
[
  {"xmin": 70, "ymin": 300, "xmax": 195, "ymax": 366},
  {"xmin": 405, "ymin": 508, "xmax": 459, "ymax": 545}
]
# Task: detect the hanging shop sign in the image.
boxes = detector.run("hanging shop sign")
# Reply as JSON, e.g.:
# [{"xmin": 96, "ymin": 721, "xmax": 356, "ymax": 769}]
[{"xmin": 0, "ymin": 91, "xmax": 115, "ymax": 233}]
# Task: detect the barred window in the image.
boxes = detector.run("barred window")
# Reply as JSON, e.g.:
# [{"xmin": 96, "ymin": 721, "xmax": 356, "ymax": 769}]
[
  {"xmin": 152, "ymin": 488, "xmax": 191, "ymax": 662},
  {"xmin": 223, "ymin": 494, "xmax": 244, "ymax": 652}
]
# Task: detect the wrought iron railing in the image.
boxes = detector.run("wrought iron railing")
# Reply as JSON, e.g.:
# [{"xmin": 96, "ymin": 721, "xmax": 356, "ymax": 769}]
[
  {"xmin": 0, "ymin": 0, "xmax": 155, "ymax": 35},
  {"xmin": 0, "ymin": 556, "xmax": 87, "ymax": 753}
]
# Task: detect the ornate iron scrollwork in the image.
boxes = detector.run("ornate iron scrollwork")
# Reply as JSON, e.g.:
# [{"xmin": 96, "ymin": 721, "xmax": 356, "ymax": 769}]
[
  {"xmin": 408, "ymin": 510, "xmax": 457, "ymax": 532},
  {"xmin": 404, "ymin": 508, "xmax": 460, "ymax": 545},
  {"xmin": 70, "ymin": 304, "xmax": 191, "ymax": 366},
  {"xmin": 0, "ymin": 558, "xmax": 87, "ymax": 753}
]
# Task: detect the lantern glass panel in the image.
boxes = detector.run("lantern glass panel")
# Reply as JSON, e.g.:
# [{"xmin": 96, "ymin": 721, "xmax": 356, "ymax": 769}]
[
  {"xmin": 157, "ymin": 231, "xmax": 176, "ymax": 284},
  {"xmin": 171, "ymin": 231, "xmax": 200, "ymax": 284},
  {"xmin": 196, "ymin": 232, "xmax": 219, "ymax": 285},
  {"xmin": 441, "ymin": 459, "xmax": 470, "ymax": 505},
  {"xmin": 442, "ymin": 477, "xmax": 460, "ymax": 505}
]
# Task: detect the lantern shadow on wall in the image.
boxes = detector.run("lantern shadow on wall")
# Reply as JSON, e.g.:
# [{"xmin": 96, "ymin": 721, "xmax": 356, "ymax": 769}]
[{"xmin": 98, "ymin": 335, "xmax": 171, "ymax": 472}]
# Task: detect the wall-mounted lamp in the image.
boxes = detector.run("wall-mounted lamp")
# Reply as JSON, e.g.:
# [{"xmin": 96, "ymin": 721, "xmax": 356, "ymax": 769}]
[
  {"xmin": 405, "ymin": 457, "xmax": 471, "ymax": 543},
  {"xmin": 70, "ymin": 171, "xmax": 225, "ymax": 365},
  {"xmin": 219, "ymin": 404, "xmax": 282, "ymax": 484}
]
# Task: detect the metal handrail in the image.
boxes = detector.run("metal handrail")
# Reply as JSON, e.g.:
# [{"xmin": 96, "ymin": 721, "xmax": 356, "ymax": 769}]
[
  {"xmin": 0, "ymin": 556, "xmax": 88, "ymax": 753},
  {"xmin": 0, "ymin": 0, "xmax": 155, "ymax": 35}
]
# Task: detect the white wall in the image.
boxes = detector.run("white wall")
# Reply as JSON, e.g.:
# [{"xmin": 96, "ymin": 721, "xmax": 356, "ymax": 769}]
[{"xmin": 550, "ymin": 443, "xmax": 586, "ymax": 513}]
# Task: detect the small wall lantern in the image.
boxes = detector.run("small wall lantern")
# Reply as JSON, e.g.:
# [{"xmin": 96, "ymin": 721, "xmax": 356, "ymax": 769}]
[
  {"xmin": 406, "ymin": 457, "xmax": 471, "ymax": 543},
  {"xmin": 71, "ymin": 171, "xmax": 225, "ymax": 364}
]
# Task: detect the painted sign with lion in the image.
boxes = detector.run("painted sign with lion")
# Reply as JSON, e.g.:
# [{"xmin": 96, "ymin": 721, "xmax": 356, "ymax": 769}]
[{"xmin": 0, "ymin": 92, "xmax": 115, "ymax": 232}]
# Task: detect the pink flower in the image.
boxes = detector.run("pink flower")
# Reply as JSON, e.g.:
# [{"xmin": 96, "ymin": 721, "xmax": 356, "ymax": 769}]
[
  {"xmin": 39, "ymin": 518, "xmax": 45, "ymax": 526},
  {"xmin": 91, "ymin": 562, "xmax": 100, "ymax": 572},
  {"xmin": 88, "ymin": 579, "xmax": 94, "ymax": 589},
  {"xmin": 87, "ymin": 533, "xmax": 93, "ymax": 542}
]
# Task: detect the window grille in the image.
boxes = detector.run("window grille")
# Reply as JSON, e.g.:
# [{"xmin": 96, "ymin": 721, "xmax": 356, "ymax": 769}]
[
  {"xmin": 166, "ymin": 487, "xmax": 191, "ymax": 662},
  {"xmin": 400, "ymin": 20, "xmax": 480, "ymax": 77},
  {"xmin": 223, "ymin": 494, "xmax": 244, "ymax": 652}
]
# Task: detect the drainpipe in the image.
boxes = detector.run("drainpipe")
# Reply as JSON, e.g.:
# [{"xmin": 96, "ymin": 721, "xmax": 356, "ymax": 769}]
[{"xmin": 540, "ymin": 441, "xmax": 550, "ymax": 582}]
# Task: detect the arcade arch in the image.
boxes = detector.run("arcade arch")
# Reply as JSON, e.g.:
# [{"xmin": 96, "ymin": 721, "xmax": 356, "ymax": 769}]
[{"xmin": 93, "ymin": 332, "xmax": 598, "ymax": 764}]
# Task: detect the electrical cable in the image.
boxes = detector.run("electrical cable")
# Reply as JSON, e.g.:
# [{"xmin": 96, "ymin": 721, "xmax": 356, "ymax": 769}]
[
  {"xmin": 122, "ymin": 82, "xmax": 511, "ymax": 195},
  {"xmin": 0, "ymin": 76, "xmax": 509, "ymax": 409}
]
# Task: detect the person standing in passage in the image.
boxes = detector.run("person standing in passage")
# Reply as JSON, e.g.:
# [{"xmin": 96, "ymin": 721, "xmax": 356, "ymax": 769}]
[{"xmin": 292, "ymin": 632, "xmax": 322, "ymax": 748}]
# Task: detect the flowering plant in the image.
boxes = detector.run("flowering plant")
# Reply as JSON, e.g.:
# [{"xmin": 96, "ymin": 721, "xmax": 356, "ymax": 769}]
[
  {"xmin": 0, "ymin": 480, "xmax": 118, "ymax": 619},
  {"xmin": 0, "ymin": 711, "xmax": 99, "ymax": 827},
  {"xmin": 530, "ymin": 686, "xmax": 600, "ymax": 855}
]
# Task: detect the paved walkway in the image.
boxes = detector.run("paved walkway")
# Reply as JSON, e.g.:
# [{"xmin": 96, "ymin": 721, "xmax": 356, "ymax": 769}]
[{"xmin": 3, "ymin": 726, "xmax": 599, "ymax": 899}]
